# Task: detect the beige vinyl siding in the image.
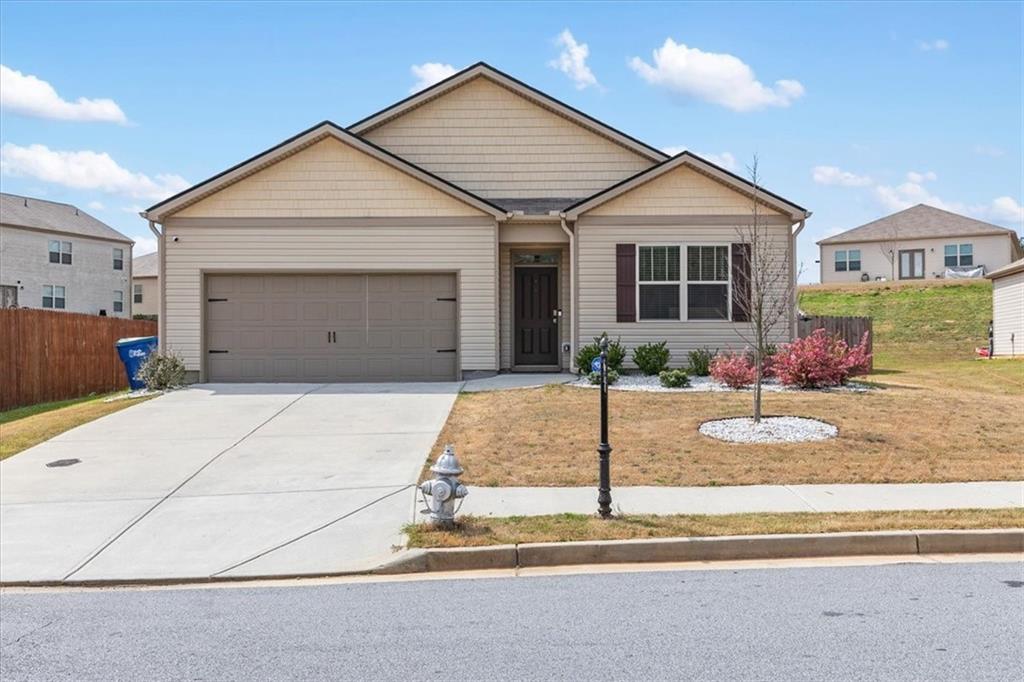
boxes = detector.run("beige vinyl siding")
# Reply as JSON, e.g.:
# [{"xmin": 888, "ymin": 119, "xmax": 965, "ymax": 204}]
[
  {"xmin": 576, "ymin": 219, "xmax": 793, "ymax": 368},
  {"xmin": 174, "ymin": 137, "xmax": 484, "ymax": 218},
  {"xmin": 819, "ymin": 233, "xmax": 1017, "ymax": 283},
  {"xmin": 162, "ymin": 218, "xmax": 499, "ymax": 376},
  {"xmin": 132, "ymin": 276, "xmax": 159, "ymax": 316},
  {"xmin": 991, "ymin": 270, "xmax": 1023, "ymax": 357},
  {"xmin": 499, "ymin": 243, "xmax": 570, "ymax": 369},
  {"xmin": 588, "ymin": 165, "xmax": 785, "ymax": 217},
  {"xmin": 362, "ymin": 77, "xmax": 654, "ymax": 199}
]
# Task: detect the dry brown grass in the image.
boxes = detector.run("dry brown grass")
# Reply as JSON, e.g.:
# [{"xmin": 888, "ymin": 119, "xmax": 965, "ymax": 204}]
[
  {"xmin": 406, "ymin": 509, "xmax": 1024, "ymax": 548},
  {"xmin": 431, "ymin": 359, "xmax": 1023, "ymax": 487},
  {"xmin": 0, "ymin": 394, "xmax": 155, "ymax": 460}
]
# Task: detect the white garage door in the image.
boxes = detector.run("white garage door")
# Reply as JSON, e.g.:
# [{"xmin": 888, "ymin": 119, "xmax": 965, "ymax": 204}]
[{"xmin": 205, "ymin": 273, "xmax": 458, "ymax": 382}]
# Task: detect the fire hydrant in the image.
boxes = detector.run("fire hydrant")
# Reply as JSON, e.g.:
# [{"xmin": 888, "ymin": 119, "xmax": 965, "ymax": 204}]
[{"xmin": 420, "ymin": 444, "xmax": 468, "ymax": 528}]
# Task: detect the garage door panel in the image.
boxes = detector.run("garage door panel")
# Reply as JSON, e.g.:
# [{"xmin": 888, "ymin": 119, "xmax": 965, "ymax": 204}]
[{"xmin": 205, "ymin": 273, "xmax": 457, "ymax": 382}]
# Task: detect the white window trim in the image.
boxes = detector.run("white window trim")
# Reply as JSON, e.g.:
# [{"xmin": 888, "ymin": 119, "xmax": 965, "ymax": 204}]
[
  {"xmin": 113, "ymin": 247, "xmax": 124, "ymax": 270},
  {"xmin": 113, "ymin": 290, "xmax": 124, "ymax": 313},
  {"xmin": 686, "ymin": 243, "xmax": 732, "ymax": 322},
  {"xmin": 134, "ymin": 283, "xmax": 144, "ymax": 303},
  {"xmin": 944, "ymin": 243, "xmax": 973, "ymax": 267},
  {"xmin": 42, "ymin": 284, "xmax": 66, "ymax": 309},
  {"xmin": 633, "ymin": 242, "xmax": 733, "ymax": 323}
]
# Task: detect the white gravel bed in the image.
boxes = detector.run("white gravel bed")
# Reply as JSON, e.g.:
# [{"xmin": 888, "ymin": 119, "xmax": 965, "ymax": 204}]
[
  {"xmin": 570, "ymin": 374, "xmax": 869, "ymax": 393},
  {"xmin": 699, "ymin": 416, "xmax": 838, "ymax": 443}
]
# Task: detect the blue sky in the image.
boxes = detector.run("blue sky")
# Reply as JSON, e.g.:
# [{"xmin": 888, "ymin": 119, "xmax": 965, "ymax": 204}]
[{"xmin": 1, "ymin": 1, "xmax": 1020, "ymax": 281}]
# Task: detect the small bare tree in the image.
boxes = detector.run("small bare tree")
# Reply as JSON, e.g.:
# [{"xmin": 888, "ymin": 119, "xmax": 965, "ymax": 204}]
[
  {"xmin": 877, "ymin": 222, "xmax": 900, "ymax": 280},
  {"xmin": 733, "ymin": 156, "xmax": 799, "ymax": 423}
]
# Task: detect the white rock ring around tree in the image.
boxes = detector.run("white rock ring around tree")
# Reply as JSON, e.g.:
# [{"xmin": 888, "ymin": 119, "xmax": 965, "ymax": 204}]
[{"xmin": 699, "ymin": 416, "xmax": 838, "ymax": 444}]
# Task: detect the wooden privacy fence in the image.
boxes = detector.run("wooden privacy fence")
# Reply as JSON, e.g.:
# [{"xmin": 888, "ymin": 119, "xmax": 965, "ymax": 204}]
[
  {"xmin": 0, "ymin": 308, "xmax": 157, "ymax": 411},
  {"xmin": 797, "ymin": 315, "xmax": 873, "ymax": 370}
]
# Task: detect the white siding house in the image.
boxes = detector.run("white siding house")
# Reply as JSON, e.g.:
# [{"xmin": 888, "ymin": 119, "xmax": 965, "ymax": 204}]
[
  {"xmin": 0, "ymin": 193, "xmax": 134, "ymax": 317},
  {"xmin": 988, "ymin": 258, "xmax": 1024, "ymax": 357}
]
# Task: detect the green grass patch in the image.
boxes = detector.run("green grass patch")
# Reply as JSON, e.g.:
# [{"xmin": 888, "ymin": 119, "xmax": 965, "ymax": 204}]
[
  {"xmin": 0, "ymin": 392, "xmax": 129, "ymax": 425},
  {"xmin": 406, "ymin": 509, "xmax": 1024, "ymax": 548}
]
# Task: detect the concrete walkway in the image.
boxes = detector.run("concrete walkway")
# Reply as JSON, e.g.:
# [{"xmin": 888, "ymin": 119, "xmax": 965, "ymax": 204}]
[
  {"xmin": 461, "ymin": 372, "xmax": 575, "ymax": 392},
  {"xmin": 1, "ymin": 383, "xmax": 460, "ymax": 584},
  {"xmin": 428, "ymin": 482, "xmax": 1024, "ymax": 519}
]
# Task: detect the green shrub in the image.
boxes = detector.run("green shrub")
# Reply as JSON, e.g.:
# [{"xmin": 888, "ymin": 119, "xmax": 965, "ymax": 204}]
[
  {"xmin": 135, "ymin": 351, "xmax": 186, "ymax": 390},
  {"xmin": 632, "ymin": 341, "xmax": 670, "ymax": 375},
  {"xmin": 586, "ymin": 369, "xmax": 620, "ymax": 385},
  {"xmin": 575, "ymin": 334, "xmax": 626, "ymax": 374},
  {"xmin": 687, "ymin": 347, "xmax": 717, "ymax": 376},
  {"xmin": 658, "ymin": 368, "xmax": 690, "ymax": 388}
]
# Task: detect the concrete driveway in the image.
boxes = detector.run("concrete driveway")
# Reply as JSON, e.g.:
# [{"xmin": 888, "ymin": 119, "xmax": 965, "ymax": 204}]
[{"xmin": 0, "ymin": 383, "xmax": 461, "ymax": 584}]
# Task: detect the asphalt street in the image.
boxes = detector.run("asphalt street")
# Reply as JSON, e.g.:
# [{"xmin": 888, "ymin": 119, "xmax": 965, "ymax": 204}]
[{"xmin": 1, "ymin": 560, "xmax": 1022, "ymax": 681}]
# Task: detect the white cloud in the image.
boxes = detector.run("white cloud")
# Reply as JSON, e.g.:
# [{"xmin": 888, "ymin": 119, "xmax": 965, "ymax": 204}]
[
  {"xmin": 121, "ymin": 204, "xmax": 146, "ymax": 214},
  {"xmin": 549, "ymin": 29, "xmax": 600, "ymax": 90},
  {"xmin": 916, "ymin": 39, "xmax": 949, "ymax": 52},
  {"xmin": 629, "ymin": 38, "xmax": 804, "ymax": 112},
  {"xmin": 989, "ymin": 196, "xmax": 1024, "ymax": 223},
  {"xmin": 906, "ymin": 170, "xmax": 937, "ymax": 184},
  {"xmin": 812, "ymin": 165, "xmax": 873, "ymax": 187},
  {"xmin": 0, "ymin": 143, "xmax": 189, "ymax": 201},
  {"xmin": 661, "ymin": 145, "xmax": 687, "ymax": 156},
  {"xmin": 0, "ymin": 65, "xmax": 127, "ymax": 124},
  {"xmin": 972, "ymin": 144, "xmax": 1006, "ymax": 158},
  {"xmin": 409, "ymin": 63, "xmax": 458, "ymax": 93},
  {"xmin": 131, "ymin": 235, "xmax": 158, "ymax": 256},
  {"xmin": 86, "ymin": 200, "xmax": 105, "ymax": 211},
  {"xmin": 702, "ymin": 152, "xmax": 737, "ymax": 171}
]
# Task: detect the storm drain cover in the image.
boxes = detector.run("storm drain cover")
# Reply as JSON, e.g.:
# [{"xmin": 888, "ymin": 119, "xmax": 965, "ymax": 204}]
[{"xmin": 45, "ymin": 458, "xmax": 81, "ymax": 468}]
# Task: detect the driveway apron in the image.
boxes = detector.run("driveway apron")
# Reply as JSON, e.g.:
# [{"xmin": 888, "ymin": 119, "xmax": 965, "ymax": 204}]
[{"xmin": 0, "ymin": 383, "xmax": 460, "ymax": 583}]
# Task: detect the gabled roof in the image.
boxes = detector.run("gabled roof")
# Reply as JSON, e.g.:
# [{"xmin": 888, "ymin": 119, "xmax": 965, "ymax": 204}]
[
  {"xmin": 987, "ymin": 257, "xmax": 1024, "ymax": 280},
  {"xmin": 348, "ymin": 62, "xmax": 667, "ymax": 163},
  {"xmin": 0, "ymin": 192, "xmax": 133, "ymax": 244},
  {"xmin": 818, "ymin": 204, "xmax": 1019, "ymax": 245},
  {"xmin": 562, "ymin": 151, "xmax": 810, "ymax": 221},
  {"xmin": 143, "ymin": 121, "xmax": 509, "ymax": 222},
  {"xmin": 133, "ymin": 251, "xmax": 159, "ymax": 277}
]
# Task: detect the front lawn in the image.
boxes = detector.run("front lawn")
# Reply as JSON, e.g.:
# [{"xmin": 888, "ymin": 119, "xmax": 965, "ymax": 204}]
[
  {"xmin": 431, "ymin": 278, "xmax": 1022, "ymax": 487},
  {"xmin": 0, "ymin": 392, "xmax": 156, "ymax": 460},
  {"xmin": 406, "ymin": 508, "xmax": 1024, "ymax": 548}
]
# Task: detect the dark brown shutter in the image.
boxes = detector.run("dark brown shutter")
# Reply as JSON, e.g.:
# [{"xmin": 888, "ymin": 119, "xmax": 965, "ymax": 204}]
[
  {"xmin": 731, "ymin": 242, "xmax": 751, "ymax": 322},
  {"xmin": 616, "ymin": 244, "xmax": 636, "ymax": 323}
]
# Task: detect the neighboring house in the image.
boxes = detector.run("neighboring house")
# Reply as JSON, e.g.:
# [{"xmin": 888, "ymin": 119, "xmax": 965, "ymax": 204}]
[
  {"xmin": 132, "ymin": 251, "xmax": 159, "ymax": 317},
  {"xmin": 817, "ymin": 204, "xmax": 1022, "ymax": 284},
  {"xmin": 988, "ymin": 258, "xmax": 1024, "ymax": 358},
  {"xmin": 141, "ymin": 62, "xmax": 809, "ymax": 383},
  {"xmin": 0, "ymin": 193, "xmax": 133, "ymax": 317}
]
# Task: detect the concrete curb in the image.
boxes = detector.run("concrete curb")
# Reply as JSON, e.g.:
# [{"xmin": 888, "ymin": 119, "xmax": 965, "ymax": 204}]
[
  {"xmin": 372, "ymin": 528, "xmax": 1024, "ymax": 574},
  {"xmin": 2, "ymin": 530, "xmax": 1019, "ymax": 588}
]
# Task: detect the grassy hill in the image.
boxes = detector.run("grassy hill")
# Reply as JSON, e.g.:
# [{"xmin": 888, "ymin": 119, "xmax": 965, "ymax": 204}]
[{"xmin": 798, "ymin": 279, "xmax": 992, "ymax": 362}]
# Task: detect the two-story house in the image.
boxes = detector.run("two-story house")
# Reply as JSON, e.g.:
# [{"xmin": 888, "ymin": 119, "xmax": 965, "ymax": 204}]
[
  {"xmin": 131, "ymin": 251, "xmax": 159, "ymax": 317},
  {"xmin": 0, "ymin": 193, "xmax": 134, "ymax": 316}
]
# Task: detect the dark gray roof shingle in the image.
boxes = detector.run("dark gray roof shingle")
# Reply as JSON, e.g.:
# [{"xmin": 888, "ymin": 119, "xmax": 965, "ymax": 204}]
[
  {"xmin": 0, "ymin": 192, "xmax": 133, "ymax": 243},
  {"xmin": 493, "ymin": 197, "xmax": 579, "ymax": 215},
  {"xmin": 818, "ymin": 204, "xmax": 1018, "ymax": 245}
]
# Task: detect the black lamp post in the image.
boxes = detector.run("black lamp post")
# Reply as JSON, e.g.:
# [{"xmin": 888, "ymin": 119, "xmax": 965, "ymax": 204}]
[{"xmin": 596, "ymin": 336, "xmax": 613, "ymax": 518}]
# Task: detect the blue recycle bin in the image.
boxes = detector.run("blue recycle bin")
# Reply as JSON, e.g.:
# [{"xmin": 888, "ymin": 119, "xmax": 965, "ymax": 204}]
[{"xmin": 116, "ymin": 336, "xmax": 158, "ymax": 390}]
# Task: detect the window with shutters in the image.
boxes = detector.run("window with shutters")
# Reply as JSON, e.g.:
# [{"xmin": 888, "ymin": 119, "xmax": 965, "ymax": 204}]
[
  {"xmin": 638, "ymin": 245, "xmax": 680, "ymax": 320},
  {"xmin": 687, "ymin": 245, "xmax": 730, "ymax": 320}
]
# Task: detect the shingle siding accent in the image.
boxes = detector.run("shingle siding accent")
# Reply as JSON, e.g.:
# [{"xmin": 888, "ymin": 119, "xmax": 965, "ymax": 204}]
[
  {"xmin": 362, "ymin": 77, "xmax": 654, "ymax": 199},
  {"xmin": 161, "ymin": 218, "xmax": 499, "ymax": 375},
  {"xmin": 174, "ymin": 137, "xmax": 486, "ymax": 218},
  {"xmin": 585, "ymin": 164, "xmax": 785, "ymax": 217}
]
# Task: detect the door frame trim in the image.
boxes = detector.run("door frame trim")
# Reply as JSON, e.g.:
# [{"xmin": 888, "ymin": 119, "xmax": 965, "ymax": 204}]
[
  {"xmin": 511, "ymin": 260, "xmax": 561, "ymax": 370},
  {"xmin": 898, "ymin": 249, "xmax": 926, "ymax": 280},
  {"xmin": 200, "ymin": 269, "xmax": 461, "ymax": 383}
]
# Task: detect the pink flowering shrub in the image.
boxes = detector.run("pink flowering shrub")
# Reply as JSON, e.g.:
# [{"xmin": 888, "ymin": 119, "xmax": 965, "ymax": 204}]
[
  {"xmin": 710, "ymin": 352, "xmax": 757, "ymax": 389},
  {"xmin": 773, "ymin": 329, "xmax": 872, "ymax": 389}
]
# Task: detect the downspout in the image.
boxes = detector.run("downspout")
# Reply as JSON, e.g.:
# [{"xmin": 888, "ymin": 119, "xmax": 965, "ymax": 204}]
[
  {"xmin": 791, "ymin": 217, "xmax": 808, "ymax": 340},
  {"xmin": 142, "ymin": 213, "xmax": 165, "ymax": 352},
  {"xmin": 559, "ymin": 215, "xmax": 576, "ymax": 371}
]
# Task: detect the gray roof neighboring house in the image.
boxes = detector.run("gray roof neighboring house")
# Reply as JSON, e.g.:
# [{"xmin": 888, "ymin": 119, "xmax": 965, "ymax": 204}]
[
  {"xmin": 0, "ymin": 192, "xmax": 133, "ymax": 244},
  {"xmin": 133, "ymin": 251, "xmax": 159, "ymax": 277},
  {"xmin": 818, "ymin": 204, "xmax": 1019, "ymax": 246}
]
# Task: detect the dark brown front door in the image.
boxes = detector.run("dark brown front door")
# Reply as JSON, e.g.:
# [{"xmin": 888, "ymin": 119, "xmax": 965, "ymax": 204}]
[{"xmin": 514, "ymin": 266, "xmax": 559, "ymax": 366}]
